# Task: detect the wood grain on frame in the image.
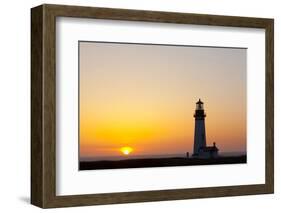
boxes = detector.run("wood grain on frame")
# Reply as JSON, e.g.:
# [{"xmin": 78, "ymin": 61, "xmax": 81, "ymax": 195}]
[{"xmin": 31, "ymin": 4, "xmax": 274, "ymax": 208}]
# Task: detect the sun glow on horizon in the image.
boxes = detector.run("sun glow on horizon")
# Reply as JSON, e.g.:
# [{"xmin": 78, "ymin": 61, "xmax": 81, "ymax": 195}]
[{"xmin": 120, "ymin": 146, "xmax": 133, "ymax": 155}]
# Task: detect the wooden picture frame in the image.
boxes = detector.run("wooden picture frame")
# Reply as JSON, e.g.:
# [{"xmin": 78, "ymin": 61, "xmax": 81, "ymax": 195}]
[{"xmin": 31, "ymin": 4, "xmax": 274, "ymax": 208}]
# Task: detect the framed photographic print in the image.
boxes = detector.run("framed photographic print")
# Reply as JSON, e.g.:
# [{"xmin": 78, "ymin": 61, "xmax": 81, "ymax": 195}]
[{"xmin": 31, "ymin": 4, "xmax": 274, "ymax": 208}]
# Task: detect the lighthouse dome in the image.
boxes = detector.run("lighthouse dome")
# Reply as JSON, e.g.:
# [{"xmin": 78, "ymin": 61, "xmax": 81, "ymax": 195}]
[{"xmin": 196, "ymin": 99, "xmax": 203, "ymax": 104}]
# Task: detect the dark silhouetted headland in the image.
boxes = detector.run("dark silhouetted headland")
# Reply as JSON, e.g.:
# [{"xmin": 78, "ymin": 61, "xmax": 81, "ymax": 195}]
[{"xmin": 79, "ymin": 155, "xmax": 246, "ymax": 170}]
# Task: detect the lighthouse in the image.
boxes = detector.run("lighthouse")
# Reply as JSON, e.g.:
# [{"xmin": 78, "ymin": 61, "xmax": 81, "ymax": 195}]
[
  {"xmin": 192, "ymin": 99, "xmax": 219, "ymax": 158},
  {"xmin": 193, "ymin": 99, "xmax": 206, "ymax": 156}
]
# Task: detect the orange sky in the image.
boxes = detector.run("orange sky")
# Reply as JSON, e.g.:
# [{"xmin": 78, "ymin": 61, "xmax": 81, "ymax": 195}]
[{"xmin": 79, "ymin": 42, "xmax": 246, "ymax": 159}]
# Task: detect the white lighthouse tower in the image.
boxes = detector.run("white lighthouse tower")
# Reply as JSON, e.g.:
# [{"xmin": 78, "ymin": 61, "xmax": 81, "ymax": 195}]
[
  {"xmin": 192, "ymin": 99, "xmax": 219, "ymax": 158},
  {"xmin": 193, "ymin": 99, "xmax": 207, "ymax": 157}
]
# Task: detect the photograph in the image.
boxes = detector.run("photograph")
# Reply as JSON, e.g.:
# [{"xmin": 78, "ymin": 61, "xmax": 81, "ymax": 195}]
[{"xmin": 78, "ymin": 41, "xmax": 247, "ymax": 170}]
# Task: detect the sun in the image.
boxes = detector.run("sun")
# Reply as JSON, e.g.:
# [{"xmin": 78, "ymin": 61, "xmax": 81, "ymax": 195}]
[{"xmin": 120, "ymin": 146, "xmax": 133, "ymax": 155}]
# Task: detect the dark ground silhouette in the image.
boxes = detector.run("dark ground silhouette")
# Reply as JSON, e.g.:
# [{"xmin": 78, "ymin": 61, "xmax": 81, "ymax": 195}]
[{"xmin": 79, "ymin": 155, "xmax": 246, "ymax": 170}]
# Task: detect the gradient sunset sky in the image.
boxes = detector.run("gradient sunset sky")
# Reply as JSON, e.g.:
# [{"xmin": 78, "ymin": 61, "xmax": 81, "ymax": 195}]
[{"xmin": 79, "ymin": 42, "xmax": 246, "ymax": 160}]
